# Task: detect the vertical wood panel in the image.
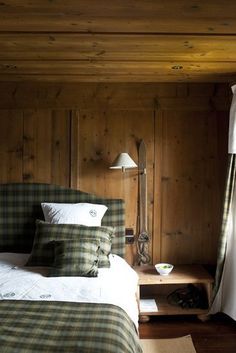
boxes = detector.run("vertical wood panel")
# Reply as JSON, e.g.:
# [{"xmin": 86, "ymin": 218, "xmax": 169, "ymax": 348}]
[
  {"xmin": 216, "ymin": 111, "xmax": 229, "ymax": 201},
  {"xmin": 23, "ymin": 109, "xmax": 70, "ymax": 185},
  {"xmin": 51, "ymin": 110, "xmax": 70, "ymax": 187},
  {"xmin": 70, "ymin": 110, "xmax": 80, "ymax": 189},
  {"xmin": 156, "ymin": 110, "xmax": 226, "ymax": 265},
  {"xmin": 0, "ymin": 110, "xmax": 23, "ymax": 182},
  {"xmin": 72, "ymin": 109, "xmax": 155, "ymax": 264},
  {"xmin": 153, "ymin": 109, "xmax": 163, "ymax": 263},
  {"xmin": 0, "ymin": 83, "xmax": 229, "ymax": 266},
  {"xmin": 23, "ymin": 109, "xmax": 52, "ymax": 183}
]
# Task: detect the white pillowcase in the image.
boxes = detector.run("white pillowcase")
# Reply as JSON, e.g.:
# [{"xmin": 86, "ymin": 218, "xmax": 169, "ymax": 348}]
[{"xmin": 41, "ymin": 202, "xmax": 108, "ymax": 226}]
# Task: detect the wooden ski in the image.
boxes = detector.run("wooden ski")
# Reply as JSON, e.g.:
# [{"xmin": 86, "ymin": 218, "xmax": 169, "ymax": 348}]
[{"xmin": 137, "ymin": 140, "xmax": 150, "ymax": 265}]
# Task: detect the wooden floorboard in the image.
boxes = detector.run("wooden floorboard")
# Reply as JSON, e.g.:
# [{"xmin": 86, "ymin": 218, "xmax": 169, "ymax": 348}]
[{"xmin": 139, "ymin": 313, "xmax": 236, "ymax": 353}]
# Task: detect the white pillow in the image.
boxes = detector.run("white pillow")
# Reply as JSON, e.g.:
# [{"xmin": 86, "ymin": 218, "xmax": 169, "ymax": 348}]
[{"xmin": 41, "ymin": 202, "xmax": 108, "ymax": 227}]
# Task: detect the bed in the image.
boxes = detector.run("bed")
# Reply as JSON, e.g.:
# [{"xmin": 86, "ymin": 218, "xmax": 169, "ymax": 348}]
[{"xmin": 0, "ymin": 183, "xmax": 142, "ymax": 353}]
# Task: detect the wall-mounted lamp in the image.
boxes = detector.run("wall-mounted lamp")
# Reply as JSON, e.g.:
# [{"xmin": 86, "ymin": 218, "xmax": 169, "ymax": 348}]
[
  {"xmin": 109, "ymin": 152, "xmax": 137, "ymax": 172},
  {"xmin": 109, "ymin": 141, "xmax": 150, "ymax": 265}
]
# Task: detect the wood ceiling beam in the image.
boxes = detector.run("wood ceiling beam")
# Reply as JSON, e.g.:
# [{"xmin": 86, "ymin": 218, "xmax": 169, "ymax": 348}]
[
  {"xmin": 0, "ymin": 34, "xmax": 236, "ymax": 62},
  {"xmin": 1, "ymin": 0, "xmax": 235, "ymax": 14},
  {"xmin": 0, "ymin": 1, "xmax": 236, "ymax": 34},
  {"xmin": 0, "ymin": 13, "xmax": 236, "ymax": 35},
  {"xmin": 0, "ymin": 71, "xmax": 234, "ymax": 84},
  {"xmin": 0, "ymin": 15, "xmax": 235, "ymax": 34},
  {"xmin": 0, "ymin": 60, "xmax": 235, "ymax": 73},
  {"xmin": 0, "ymin": 1, "xmax": 235, "ymax": 82}
]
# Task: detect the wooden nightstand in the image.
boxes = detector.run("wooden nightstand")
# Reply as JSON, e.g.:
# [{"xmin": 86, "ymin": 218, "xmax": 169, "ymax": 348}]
[{"xmin": 133, "ymin": 265, "xmax": 214, "ymax": 322}]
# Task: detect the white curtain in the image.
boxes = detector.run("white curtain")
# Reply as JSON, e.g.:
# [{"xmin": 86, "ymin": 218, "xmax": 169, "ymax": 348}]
[
  {"xmin": 228, "ymin": 85, "xmax": 236, "ymax": 154},
  {"xmin": 210, "ymin": 84, "xmax": 236, "ymax": 320}
]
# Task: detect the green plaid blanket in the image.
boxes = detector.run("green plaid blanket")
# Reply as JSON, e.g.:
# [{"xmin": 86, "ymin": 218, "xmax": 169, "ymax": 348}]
[{"xmin": 0, "ymin": 301, "xmax": 142, "ymax": 353}]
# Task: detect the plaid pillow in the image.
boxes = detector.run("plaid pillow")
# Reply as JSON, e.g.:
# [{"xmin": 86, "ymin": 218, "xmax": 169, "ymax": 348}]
[
  {"xmin": 49, "ymin": 239, "xmax": 100, "ymax": 277},
  {"xmin": 26, "ymin": 221, "xmax": 114, "ymax": 267}
]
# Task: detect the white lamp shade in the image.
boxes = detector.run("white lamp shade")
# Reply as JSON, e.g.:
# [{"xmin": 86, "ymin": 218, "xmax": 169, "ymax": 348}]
[{"xmin": 110, "ymin": 153, "xmax": 137, "ymax": 170}]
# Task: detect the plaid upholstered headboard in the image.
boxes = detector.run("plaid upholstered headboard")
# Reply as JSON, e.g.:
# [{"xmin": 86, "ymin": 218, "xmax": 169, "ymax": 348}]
[{"xmin": 0, "ymin": 183, "xmax": 125, "ymax": 257}]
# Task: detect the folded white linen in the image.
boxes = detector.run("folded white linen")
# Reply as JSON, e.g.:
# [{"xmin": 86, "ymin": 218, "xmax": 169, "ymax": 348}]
[{"xmin": 0, "ymin": 253, "xmax": 139, "ymax": 328}]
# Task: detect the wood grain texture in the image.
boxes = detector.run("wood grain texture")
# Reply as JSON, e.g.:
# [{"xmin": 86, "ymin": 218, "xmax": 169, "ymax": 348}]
[
  {"xmin": 135, "ymin": 265, "xmax": 213, "ymax": 285},
  {"xmin": 73, "ymin": 109, "xmax": 155, "ymax": 258},
  {"xmin": 153, "ymin": 109, "xmax": 228, "ymax": 265},
  {"xmin": 1, "ymin": 34, "xmax": 236, "ymax": 61},
  {"xmin": 0, "ymin": 109, "xmax": 71, "ymax": 186},
  {"xmin": 140, "ymin": 313, "xmax": 236, "ymax": 353},
  {"xmin": 0, "ymin": 82, "xmax": 229, "ymax": 265},
  {"xmin": 0, "ymin": 110, "xmax": 23, "ymax": 183},
  {"xmin": 0, "ymin": 1, "xmax": 235, "ymax": 82},
  {"xmin": 135, "ymin": 265, "xmax": 213, "ymax": 316},
  {"xmin": 152, "ymin": 109, "xmax": 163, "ymax": 263},
  {"xmin": 51, "ymin": 110, "xmax": 71, "ymax": 187},
  {"xmin": 0, "ymin": 0, "xmax": 236, "ymax": 34},
  {"xmin": 0, "ymin": 60, "xmax": 235, "ymax": 82},
  {"xmin": 0, "ymin": 82, "xmax": 230, "ymax": 110},
  {"xmin": 23, "ymin": 110, "xmax": 54, "ymax": 183},
  {"xmin": 70, "ymin": 110, "xmax": 80, "ymax": 189}
]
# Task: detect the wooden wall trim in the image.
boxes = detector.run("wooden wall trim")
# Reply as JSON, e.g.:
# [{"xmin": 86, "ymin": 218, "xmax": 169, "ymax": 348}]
[{"xmin": 0, "ymin": 82, "xmax": 230, "ymax": 110}]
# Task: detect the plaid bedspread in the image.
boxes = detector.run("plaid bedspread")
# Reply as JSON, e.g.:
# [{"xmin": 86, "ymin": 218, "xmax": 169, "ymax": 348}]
[{"xmin": 0, "ymin": 301, "xmax": 142, "ymax": 353}]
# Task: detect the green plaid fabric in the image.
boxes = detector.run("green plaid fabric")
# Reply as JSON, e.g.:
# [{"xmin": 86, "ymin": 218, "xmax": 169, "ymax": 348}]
[
  {"xmin": 0, "ymin": 301, "xmax": 142, "ymax": 353},
  {"xmin": 49, "ymin": 239, "xmax": 99, "ymax": 277},
  {"xmin": 0, "ymin": 183, "xmax": 125, "ymax": 257},
  {"xmin": 26, "ymin": 221, "xmax": 114, "ymax": 268}
]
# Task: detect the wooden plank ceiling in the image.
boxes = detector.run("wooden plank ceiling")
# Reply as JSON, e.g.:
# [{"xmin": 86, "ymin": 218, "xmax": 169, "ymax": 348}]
[{"xmin": 0, "ymin": 0, "xmax": 236, "ymax": 82}]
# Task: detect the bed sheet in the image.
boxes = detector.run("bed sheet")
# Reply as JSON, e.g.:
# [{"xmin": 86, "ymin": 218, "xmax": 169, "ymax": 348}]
[{"xmin": 0, "ymin": 252, "xmax": 139, "ymax": 329}]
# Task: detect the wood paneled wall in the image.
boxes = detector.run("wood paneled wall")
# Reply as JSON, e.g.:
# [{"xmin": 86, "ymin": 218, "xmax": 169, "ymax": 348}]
[
  {"xmin": 0, "ymin": 109, "xmax": 71, "ymax": 186},
  {"xmin": 0, "ymin": 82, "xmax": 230, "ymax": 266}
]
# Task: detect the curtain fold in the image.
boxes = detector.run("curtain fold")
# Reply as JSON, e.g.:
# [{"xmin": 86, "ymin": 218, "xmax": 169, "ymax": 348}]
[
  {"xmin": 212, "ymin": 154, "xmax": 236, "ymax": 300},
  {"xmin": 228, "ymin": 84, "xmax": 236, "ymax": 153},
  {"xmin": 210, "ymin": 84, "xmax": 236, "ymax": 320}
]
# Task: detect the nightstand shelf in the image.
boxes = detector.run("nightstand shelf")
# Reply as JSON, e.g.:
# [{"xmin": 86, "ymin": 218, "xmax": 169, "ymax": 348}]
[{"xmin": 134, "ymin": 264, "xmax": 214, "ymax": 320}]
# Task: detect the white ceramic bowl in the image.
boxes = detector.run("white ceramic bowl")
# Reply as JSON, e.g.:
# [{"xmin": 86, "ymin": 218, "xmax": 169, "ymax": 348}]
[{"xmin": 155, "ymin": 263, "xmax": 174, "ymax": 276}]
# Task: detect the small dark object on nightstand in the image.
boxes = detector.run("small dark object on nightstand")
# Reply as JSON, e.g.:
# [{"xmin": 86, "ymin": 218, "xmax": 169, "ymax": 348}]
[{"xmin": 167, "ymin": 284, "xmax": 208, "ymax": 309}]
